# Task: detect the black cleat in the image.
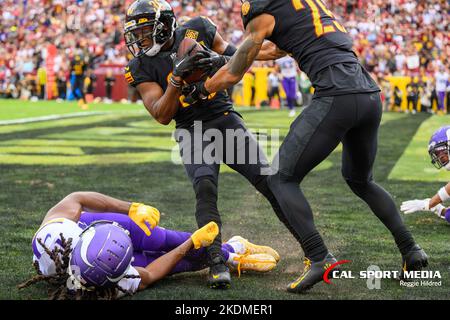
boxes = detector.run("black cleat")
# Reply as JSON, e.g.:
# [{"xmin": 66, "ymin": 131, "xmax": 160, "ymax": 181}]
[
  {"xmin": 208, "ymin": 256, "xmax": 231, "ymax": 289},
  {"xmin": 400, "ymin": 244, "xmax": 428, "ymax": 280},
  {"xmin": 287, "ymin": 253, "xmax": 337, "ymax": 293}
]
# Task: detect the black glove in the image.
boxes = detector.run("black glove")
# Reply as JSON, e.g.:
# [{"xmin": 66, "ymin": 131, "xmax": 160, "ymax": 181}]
[
  {"xmin": 194, "ymin": 49, "xmax": 230, "ymax": 76},
  {"xmin": 182, "ymin": 81, "xmax": 210, "ymax": 105},
  {"xmin": 172, "ymin": 47, "xmax": 209, "ymax": 79}
]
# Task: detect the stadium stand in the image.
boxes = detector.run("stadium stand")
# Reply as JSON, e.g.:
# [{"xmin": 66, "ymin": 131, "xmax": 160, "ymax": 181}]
[{"xmin": 0, "ymin": 0, "xmax": 448, "ymax": 111}]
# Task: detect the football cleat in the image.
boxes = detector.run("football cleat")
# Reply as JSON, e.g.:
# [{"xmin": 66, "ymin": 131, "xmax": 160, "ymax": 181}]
[
  {"xmin": 227, "ymin": 236, "xmax": 280, "ymax": 262},
  {"xmin": 399, "ymin": 244, "xmax": 428, "ymax": 280},
  {"xmin": 231, "ymin": 253, "xmax": 277, "ymax": 277},
  {"xmin": 287, "ymin": 253, "xmax": 337, "ymax": 294},
  {"xmin": 208, "ymin": 256, "xmax": 231, "ymax": 289}
]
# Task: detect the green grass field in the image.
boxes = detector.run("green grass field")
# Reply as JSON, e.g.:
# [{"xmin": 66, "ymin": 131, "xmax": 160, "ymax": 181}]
[{"xmin": 1, "ymin": 99, "xmax": 449, "ymax": 300}]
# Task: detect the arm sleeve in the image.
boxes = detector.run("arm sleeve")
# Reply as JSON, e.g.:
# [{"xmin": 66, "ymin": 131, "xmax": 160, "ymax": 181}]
[
  {"xmin": 223, "ymin": 44, "xmax": 237, "ymax": 57},
  {"xmin": 117, "ymin": 266, "xmax": 141, "ymax": 298},
  {"xmin": 445, "ymin": 208, "xmax": 450, "ymax": 224}
]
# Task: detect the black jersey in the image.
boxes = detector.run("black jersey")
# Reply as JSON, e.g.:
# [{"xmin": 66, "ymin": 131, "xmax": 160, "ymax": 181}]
[
  {"xmin": 125, "ymin": 17, "xmax": 233, "ymax": 128},
  {"xmin": 71, "ymin": 55, "xmax": 86, "ymax": 77},
  {"xmin": 241, "ymin": 0, "xmax": 379, "ymax": 96}
]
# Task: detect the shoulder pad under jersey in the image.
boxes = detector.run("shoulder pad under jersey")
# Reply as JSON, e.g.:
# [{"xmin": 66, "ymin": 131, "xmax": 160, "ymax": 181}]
[{"xmin": 241, "ymin": 0, "xmax": 272, "ymax": 29}]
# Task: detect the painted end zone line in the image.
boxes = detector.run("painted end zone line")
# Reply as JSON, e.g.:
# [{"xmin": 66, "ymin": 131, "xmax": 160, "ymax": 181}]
[{"xmin": 0, "ymin": 110, "xmax": 145, "ymax": 125}]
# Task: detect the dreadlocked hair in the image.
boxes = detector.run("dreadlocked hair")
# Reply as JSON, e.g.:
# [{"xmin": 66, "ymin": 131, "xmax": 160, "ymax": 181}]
[{"xmin": 18, "ymin": 233, "xmax": 140, "ymax": 300}]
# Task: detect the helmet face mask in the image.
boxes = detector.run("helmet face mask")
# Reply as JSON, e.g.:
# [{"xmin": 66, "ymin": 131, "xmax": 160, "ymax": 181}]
[
  {"xmin": 429, "ymin": 142, "xmax": 450, "ymax": 170},
  {"xmin": 428, "ymin": 126, "xmax": 450, "ymax": 171},
  {"xmin": 124, "ymin": 0, "xmax": 176, "ymax": 58}
]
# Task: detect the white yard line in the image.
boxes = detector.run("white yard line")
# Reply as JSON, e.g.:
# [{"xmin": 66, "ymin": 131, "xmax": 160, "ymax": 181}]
[{"xmin": 0, "ymin": 110, "xmax": 146, "ymax": 125}]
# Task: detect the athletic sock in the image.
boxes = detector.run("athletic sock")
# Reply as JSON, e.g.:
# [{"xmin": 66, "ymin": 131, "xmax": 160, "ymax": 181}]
[
  {"xmin": 226, "ymin": 241, "xmax": 245, "ymax": 254},
  {"xmin": 226, "ymin": 252, "xmax": 239, "ymax": 266},
  {"xmin": 301, "ymin": 232, "xmax": 328, "ymax": 262}
]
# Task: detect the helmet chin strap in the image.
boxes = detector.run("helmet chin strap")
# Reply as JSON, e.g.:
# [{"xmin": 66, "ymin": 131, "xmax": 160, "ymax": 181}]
[
  {"xmin": 145, "ymin": 43, "xmax": 163, "ymax": 56},
  {"xmin": 444, "ymin": 162, "xmax": 450, "ymax": 171},
  {"xmin": 144, "ymin": 17, "xmax": 176, "ymax": 57}
]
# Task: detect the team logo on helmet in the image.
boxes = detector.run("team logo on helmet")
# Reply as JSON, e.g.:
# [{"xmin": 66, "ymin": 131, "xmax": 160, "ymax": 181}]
[
  {"xmin": 242, "ymin": 1, "xmax": 251, "ymax": 16},
  {"xmin": 150, "ymin": 0, "xmax": 161, "ymax": 10}
]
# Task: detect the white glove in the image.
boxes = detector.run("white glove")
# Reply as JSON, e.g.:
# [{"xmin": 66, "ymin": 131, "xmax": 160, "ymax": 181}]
[
  {"xmin": 431, "ymin": 204, "xmax": 446, "ymax": 219},
  {"xmin": 400, "ymin": 198, "xmax": 430, "ymax": 214}
]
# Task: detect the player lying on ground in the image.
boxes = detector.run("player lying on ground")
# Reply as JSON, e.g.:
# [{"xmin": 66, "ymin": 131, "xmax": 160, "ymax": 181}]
[
  {"xmin": 400, "ymin": 125, "xmax": 450, "ymax": 224},
  {"xmin": 19, "ymin": 192, "xmax": 279, "ymax": 299},
  {"xmin": 185, "ymin": 0, "xmax": 427, "ymax": 292},
  {"xmin": 124, "ymin": 0, "xmax": 285, "ymax": 289}
]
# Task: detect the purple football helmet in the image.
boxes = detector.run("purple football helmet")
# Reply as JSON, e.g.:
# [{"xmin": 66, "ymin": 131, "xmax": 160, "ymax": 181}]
[
  {"xmin": 68, "ymin": 221, "xmax": 134, "ymax": 289},
  {"xmin": 428, "ymin": 126, "xmax": 450, "ymax": 170}
]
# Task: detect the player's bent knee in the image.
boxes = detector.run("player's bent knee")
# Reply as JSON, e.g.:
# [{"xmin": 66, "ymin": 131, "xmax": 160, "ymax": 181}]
[
  {"xmin": 344, "ymin": 177, "xmax": 372, "ymax": 198},
  {"xmin": 193, "ymin": 176, "xmax": 218, "ymax": 203}
]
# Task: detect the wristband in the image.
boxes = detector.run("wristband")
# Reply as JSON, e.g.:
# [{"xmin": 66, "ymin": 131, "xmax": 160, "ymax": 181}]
[
  {"xmin": 432, "ymin": 204, "xmax": 446, "ymax": 218},
  {"xmin": 438, "ymin": 186, "xmax": 450, "ymax": 202},
  {"xmin": 199, "ymin": 82, "xmax": 210, "ymax": 98},
  {"xmin": 169, "ymin": 76, "xmax": 182, "ymax": 89},
  {"xmin": 223, "ymin": 44, "xmax": 237, "ymax": 56}
]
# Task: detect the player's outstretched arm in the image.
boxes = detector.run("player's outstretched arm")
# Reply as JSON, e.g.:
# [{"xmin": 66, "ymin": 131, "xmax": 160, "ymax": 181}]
[
  {"xmin": 400, "ymin": 182, "xmax": 450, "ymax": 219},
  {"xmin": 204, "ymin": 14, "xmax": 275, "ymax": 94},
  {"xmin": 43, "ymin": 192, "xmax": 131, "ymax": 224},
  {"xmin": 136, "ymin": 222, "xmax": 219, "ymax": 290},
  {"xmin": 43, "ymin": 192, "xmax": 160, "ymax": 235}
]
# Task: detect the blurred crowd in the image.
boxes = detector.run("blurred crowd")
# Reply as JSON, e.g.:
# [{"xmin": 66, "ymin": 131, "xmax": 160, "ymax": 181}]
[{"xmin": 0, "ymin": 0, "xmax": 448, "ymax": 112}]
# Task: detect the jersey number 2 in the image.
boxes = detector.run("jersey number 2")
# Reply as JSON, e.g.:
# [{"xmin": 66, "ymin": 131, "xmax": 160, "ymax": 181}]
[{"xmin": 292, "ymin": 0, "xmax": 347, "ymax": 37}]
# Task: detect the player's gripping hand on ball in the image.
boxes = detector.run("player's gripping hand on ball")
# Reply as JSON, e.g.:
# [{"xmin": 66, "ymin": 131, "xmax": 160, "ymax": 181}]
[
  {"xmin": 194, "ymin": 48, "xmax": 231, "ymax": 76},
  {"xmin": 128, "ymin": 202, "xmax": 160, "ymax": 236},
  {"xmin": 182, "ymin": 81, "xmax": 210, "ymax": 105},
  {"xmin": 172, "ymin": 46, "xmax": 209, "ymax": 79},
  {"xmin": 190, "ymin": 221, "xmax": 219, "ymax": 249}
]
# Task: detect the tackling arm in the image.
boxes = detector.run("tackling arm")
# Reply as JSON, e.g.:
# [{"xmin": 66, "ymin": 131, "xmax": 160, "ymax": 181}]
[{"xmin": 204, "ymin": 14, "xmax": 275, "ymax": 94}]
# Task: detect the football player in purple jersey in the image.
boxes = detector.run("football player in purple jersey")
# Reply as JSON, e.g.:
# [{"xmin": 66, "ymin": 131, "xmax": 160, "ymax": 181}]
[
  {"xmin": 401, "ymin": 125, "xmax": 450, "ymax": 224},
  {"xmin": 18, "ymin": 191, "xmax": 279, "ymax": 299}
]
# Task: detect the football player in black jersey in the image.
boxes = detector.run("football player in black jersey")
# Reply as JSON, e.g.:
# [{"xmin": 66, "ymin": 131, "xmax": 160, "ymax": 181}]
[
  {"xmin": 189, "ymin": 0, "xmax": 428, "ymax": 293},
  {"xmin": 123, "ymin": 0, "xmax": 287, "ymax": 289}
]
